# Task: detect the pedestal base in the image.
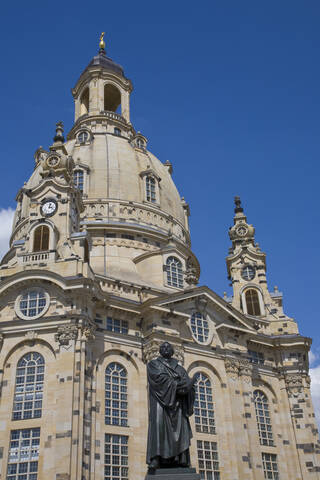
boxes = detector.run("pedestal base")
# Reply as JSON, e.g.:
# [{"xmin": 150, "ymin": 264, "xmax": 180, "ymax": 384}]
[{"xmin": 145, "ymin": 467, "xmax": 200, "ymax": 480}]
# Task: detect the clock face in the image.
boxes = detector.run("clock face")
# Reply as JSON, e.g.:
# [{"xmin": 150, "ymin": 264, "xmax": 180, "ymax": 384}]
[
  {"xmin": 41, "ymin": 200, "xmax": 57, "ymax": 217},
  {"xmin": 46, "ymin": 156, "xmax": 60, "ymax": 167},
  {"xmin": 236, "ymin": 225, "xmax": 248, "ymax": 237}
]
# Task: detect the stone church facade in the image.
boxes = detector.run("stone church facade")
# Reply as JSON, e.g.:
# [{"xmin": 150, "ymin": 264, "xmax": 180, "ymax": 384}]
[{"xmin": 0, "ymin": 38, "xmax": 319, "ymax": 480}]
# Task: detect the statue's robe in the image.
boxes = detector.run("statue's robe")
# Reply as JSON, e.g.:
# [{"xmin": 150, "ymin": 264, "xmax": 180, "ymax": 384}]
[{"xmin": 146, "ymin": 356, "xmax": 195, "ymax": 465}]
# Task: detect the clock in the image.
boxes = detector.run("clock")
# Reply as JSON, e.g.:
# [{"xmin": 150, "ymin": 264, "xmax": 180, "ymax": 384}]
[
  {"xmin": 236, "ymin": 225, "xmax": 248, "ymax": 237},
  {"xmin": 41, "ymin": 199, "xmax": 58, "ymax": 217},
  {"xmin": 46, "ymin": 156, "xmax": 60, "ymax": 168}
]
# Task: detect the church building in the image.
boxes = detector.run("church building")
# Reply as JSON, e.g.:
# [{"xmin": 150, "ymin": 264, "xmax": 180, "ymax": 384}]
[{"xmin": 0, "ymin": 35, "xmax": 319, "ymax": 480}]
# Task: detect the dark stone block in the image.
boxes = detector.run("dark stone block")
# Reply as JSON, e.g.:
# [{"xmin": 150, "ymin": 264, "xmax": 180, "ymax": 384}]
[{"xmin": 145, "ymin": 467, "xmax": 200, "ymax": 480}]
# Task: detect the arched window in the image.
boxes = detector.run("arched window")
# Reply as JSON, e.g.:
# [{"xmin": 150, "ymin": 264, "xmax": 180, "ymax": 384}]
[
  {"xmin": 190, "ymin": 312, "xmax": 209, "ymax": 343},
  {"xmin": 33, "ymin": 225, "xmax": 49, "ymax": 252},
  {"xmin": 166, "ymin": 256, "xmax": 183, "ymax": 288},
  {"xmin": 73, "ymin": 170, "xmax": 84, "ymax": 193},
  {"xmin": 194, "ymin": 372, "xmax": 215, "ymax": 434},
  {"xmin": 13, "ymin": 353, "xmax": 45, "ymax": 420},
  {"xmin": 245, "ymin": 289, "xmax": 261, "ymax": 316},
  {"xmin": 105, "ymin": 363, "xmax": 128, "ymax": 427},
  {"xmin": 104, "ymin": 84, "xmax": 121, "ymax": 112},
  {"xmin": 146, "ymin": 176, "xmax": 156, "ymax": 203},
  {"xmin": 114, "ymin": 127, "xmax": 121, "ymax": 136},
  {"xmin": 137, "ymin": 138, "xmax": 145, "ymax": 149},
  {"xmin": 80, "ymin": 87, "xmax": 89, "ymax": 116},
  {"xmin": 253, "ymin": 390, "xmax": 274, "ymax": 446}
]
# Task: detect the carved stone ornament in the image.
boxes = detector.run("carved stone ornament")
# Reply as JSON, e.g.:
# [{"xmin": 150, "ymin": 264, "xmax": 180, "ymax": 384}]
[
  {"xmin": 195, "ymin": 296, "xmax": 207, "ymax": 315},
  {"xmin": 34, "ymin": 147, "xmax": 48, "ymax": 165},
  {"xmin": 185, "ymin": 258, "xmax": 199, "ymax": 287},
  {"xmin": 143, "ymin": 339, "xmax": 184, "ymax": 365},
  {"xmin": 55, "ymin": 325, "xmax": 78, "ymax": 346},
  {"xmin": 81, "ymin": 323, "xmax": 96, "ymax": 341},
  {"xmin": 224, "ymin": 358, "xmax": 239, "ymax": 380},
  {"xmin": 285, "ymin": 373, "xmax": 304, "ymax": 396},
  {"xmin": 25, "ymin": 331, "xmax": 38, "ymax": 341},
  {"xmin": 239, "ymin": 360, "xmax": 253, "ymax": 383}
]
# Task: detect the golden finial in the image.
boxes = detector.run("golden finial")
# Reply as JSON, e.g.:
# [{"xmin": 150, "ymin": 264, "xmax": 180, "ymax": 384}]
[{"xmin": 99, "ymin": 32, "xmax": 106, "ymax": 51}]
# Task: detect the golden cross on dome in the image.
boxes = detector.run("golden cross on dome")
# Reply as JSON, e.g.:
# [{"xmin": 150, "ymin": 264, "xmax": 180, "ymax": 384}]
[{"xmin": 99, "ymin": 32, "xmax": 106, "ymax": 51}]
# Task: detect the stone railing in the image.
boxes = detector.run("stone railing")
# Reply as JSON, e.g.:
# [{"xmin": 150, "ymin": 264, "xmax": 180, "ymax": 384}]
[
  {"xmin": 82, "ymin": 200, "xmax": 190, "ymax": 245},
  {"xmin": 101, "ymin": 110, "xmax": 126, "ymax": 123},
  {"xmin": 18, "ymin": 251, "xmax": 54, "ymax": 265}
]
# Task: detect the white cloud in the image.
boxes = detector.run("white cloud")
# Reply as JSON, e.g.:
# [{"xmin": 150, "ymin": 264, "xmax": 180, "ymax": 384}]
[
  {"xmin": 310, "ymin": 364, "xmax": 320, "ymax": 430},
  {"xmin": 309, "ymin": 350, "xmax": 318, "ymax": 366},
  {"xmin": 0, "ymin": 208, "xmax": 14, "ymax": 260}
]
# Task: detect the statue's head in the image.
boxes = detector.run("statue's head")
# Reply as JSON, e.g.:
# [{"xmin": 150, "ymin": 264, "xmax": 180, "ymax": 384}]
[{"xmin": 159, "ymin": 342, "xmax": 174, "ymax": 359}]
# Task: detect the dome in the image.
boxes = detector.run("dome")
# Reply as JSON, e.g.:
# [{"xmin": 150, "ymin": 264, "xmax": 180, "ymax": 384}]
[
  {"xmin": 84, "ymin": 51, "xmax": 124, "ymax": 76},
  {"xmin": 8, "ymin": 45, "xmax": 199, "ymax": 290}
]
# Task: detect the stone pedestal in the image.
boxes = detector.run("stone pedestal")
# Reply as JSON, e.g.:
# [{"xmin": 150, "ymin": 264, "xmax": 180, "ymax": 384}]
[{"xmin": 145, "ymin": 467, "xmax": 200, "ymax": 480}]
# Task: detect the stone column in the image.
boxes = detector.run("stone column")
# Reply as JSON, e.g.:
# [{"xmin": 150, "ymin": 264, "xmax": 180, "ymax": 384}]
[
  {"xmin": 284, "ymin": 373, "xmax": 320, "ymax": 478},
  {"xmin": 224, "ymin": 358, "xmax": 254, "ymax": 479}
]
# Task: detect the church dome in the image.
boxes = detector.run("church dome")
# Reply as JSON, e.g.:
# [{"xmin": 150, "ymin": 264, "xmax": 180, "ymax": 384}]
[{"xmin": 9, "ymin": 39, "xmax": 199, "ymax": 290}]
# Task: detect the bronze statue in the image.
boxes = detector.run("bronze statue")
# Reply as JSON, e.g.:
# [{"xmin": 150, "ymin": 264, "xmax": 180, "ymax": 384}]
[{"xmin": 146, "ymin": 342, "xmax": 197, "ymax": 471}]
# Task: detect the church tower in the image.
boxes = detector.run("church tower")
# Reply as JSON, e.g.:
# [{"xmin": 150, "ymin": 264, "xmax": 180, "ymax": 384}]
[{"xmin": 0, "ymin": 36, "xmax": 319, "ymax": 480}]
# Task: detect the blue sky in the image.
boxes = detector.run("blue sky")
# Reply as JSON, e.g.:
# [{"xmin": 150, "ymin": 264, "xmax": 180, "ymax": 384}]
[{"xmin": 1, "ymin": 1, "xmax": 320, "ymax": 411}]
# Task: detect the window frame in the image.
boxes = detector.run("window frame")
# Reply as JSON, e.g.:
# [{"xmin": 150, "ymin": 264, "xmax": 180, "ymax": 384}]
[
  {"xmin": 73, "ymin": 169, "xmax": 85, "ymax": 193},
  {"xmin": 165, "ymin": 255, "xmax": 184, "ymax": 289},
  {"xmin": 262, "ymin": 452, "xmax": 279, "ymax": 479},
  {"xmin": 104, "ymin": 433, "xmax": 129, "ymax": 480},
  {"xmin": 194, "ymin": 372, "xmax": 216, "ymax": 435},
  {"xmin": 12, "ymin": 353, "xmax": 45, "ymax": 421},
  {"xmin": 241, "ymin": 287, "xmax": 265, "ymax": 316},
  {"xmin": 196, "ymin": 439, "xmax": 220, "ymax": 480},
  {"xmin": 105, "ymin": 362, "xmax": 128, "ymax": 427},
  {"xmin": 189, "ymin": 311, "xmax": 212, "ymax": 345},
  {"xmin": 33, "ymin": 225, "xmax": 50, "ymax": 252},
  {"xmin": 15, "ymin": 289, "xmax": 50, "ymax": 321},
  {"xmin": 7, "ymin": 427, "xmax": 40, "ymax": 480},
  {"xmin": 253, "ymin": 390, "xmax": 274, "ymax": 447},
  {"xmin": 145, "ymin": 176, "xmax": 157, "ymax": 203}
]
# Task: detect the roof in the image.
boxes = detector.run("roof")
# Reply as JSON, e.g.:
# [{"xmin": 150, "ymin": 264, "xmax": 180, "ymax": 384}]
[{"xmin": 84, "ymin": 51, "xmax": 124, "ymax": 76}]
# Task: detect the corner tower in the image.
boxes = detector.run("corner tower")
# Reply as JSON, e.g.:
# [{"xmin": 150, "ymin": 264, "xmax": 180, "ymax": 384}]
[{"xmin": 226, "ymin": 196, "xmax": 298, "ymax": 334}]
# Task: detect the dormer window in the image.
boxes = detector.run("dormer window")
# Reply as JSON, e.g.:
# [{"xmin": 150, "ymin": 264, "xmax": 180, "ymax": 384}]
[
  {"xmin": 137, "ymin": 138, "xmax": 145, "ymax": 149},
  {"xmin": 78, "ymin": 131, "xmax": 89, "ymax": 144},
  {"xmin": 146, "ymin": 176, "xmax": 156, "ymax": 203},
  {"xmin": 74, "ymin": 170, "xmax": 84, "ymax": 193}
]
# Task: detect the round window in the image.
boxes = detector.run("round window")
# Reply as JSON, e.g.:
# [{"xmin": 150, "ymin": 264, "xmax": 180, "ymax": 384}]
[
  {"xmin": 77, "ymin": 131, "xmax": 89, "ymax": 144},
  {"xmin": 241, "ymin": 265, "xmax": 255, "ymax": 281},
  {"xmin": 15, "ymin": 289, "xmax": 50, "ymax": 320},
  {"xmin": 190, "ymin": 311, "xmax": 210, "ymax": 344}
]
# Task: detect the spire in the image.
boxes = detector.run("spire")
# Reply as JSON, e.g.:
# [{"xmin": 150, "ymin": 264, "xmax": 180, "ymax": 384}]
[
  {"xmin": 234, "ymin": 196, "xmax": 243, "ymax": 214},
  {"xmin": 53, "ymin": 121, "xmax": 65, "ymax": 144},
  {"xmin": 228, "ymin": 196, "xmax": 255, "ymax": 249},
  {"xmin": 99, "ymin": 32, "xmax": 106, "ymax": 54}
]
